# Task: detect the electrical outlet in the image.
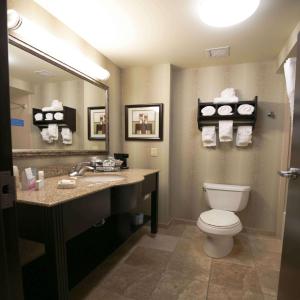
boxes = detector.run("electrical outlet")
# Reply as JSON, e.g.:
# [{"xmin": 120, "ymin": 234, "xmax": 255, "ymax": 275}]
[{"xmin": 150, "ymin": 147, "xmax": 159, "ymax": 157}]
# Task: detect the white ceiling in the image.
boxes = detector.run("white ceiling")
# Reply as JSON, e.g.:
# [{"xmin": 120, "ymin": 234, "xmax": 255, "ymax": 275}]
[{"xmin": 34, "ymin": 0, "xmax": 300, "ymax": 68}]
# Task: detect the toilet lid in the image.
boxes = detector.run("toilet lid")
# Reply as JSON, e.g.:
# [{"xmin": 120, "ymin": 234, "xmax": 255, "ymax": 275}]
[{"xmin": 200, "ymin": 209, "xmax": 240, "ymax": 227}]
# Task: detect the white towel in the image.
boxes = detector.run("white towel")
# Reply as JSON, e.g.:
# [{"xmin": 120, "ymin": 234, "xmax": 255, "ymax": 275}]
[
  {"xmin": 202, "ymin": 126, "xmax": 216, "ymax": 147},
  {"xmin": 284, "ymin": 57, "xmax": 296, "ymax": 121},
  {"xmin": 40, "ymin": 128, "xmax": 53, "ymax": 143},
  {"xmin": 236, "ymin": 126, "xmax": 252, "ymax": 147},
  {"xmin": 34, "ymin": 113, "xmax": 43, "ymax": 121},
  {"xmin": 219, "ymin": 120, "xmax": 233, "ymax": 142},
  {"xmin": 48, "ymin": 124, "xmax": 58, "ymax": 141},
  {"xmin": 237, "ymin": 104, "xmax": 255, "ymax": 115},
  {"xmin": 213, "ymin": 96, "xmax": 239, "ymax": 103},
  {"xmin": 221, "ymin": 88, "xmax": 236, "ymax": 98},
  {"xmin": 54, "ymin": 112, "xmax": 64, "ymax": 121},
  {"xmin": 201, "ymin": 106, "xmax": 216, "ymax": 116},
  {"xmin": 217, "ymin": 105, "xmax": 233, "ymax": 116},
  {"xmin": 45, "ymin": 113, "xmax": 53, "ymax": 121},
  {"xmin": 61, "ymin": 128, "xmax": 72, "ymax": 145},
  {"xmin": 42, "ymin": 99, "xmax": 63, "ymax": 112}
]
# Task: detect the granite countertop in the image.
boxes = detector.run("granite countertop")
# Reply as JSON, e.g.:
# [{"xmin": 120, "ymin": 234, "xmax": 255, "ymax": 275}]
[{"xmin": 16, "ymin": 169, "xmax": 159, "ymax": 207}]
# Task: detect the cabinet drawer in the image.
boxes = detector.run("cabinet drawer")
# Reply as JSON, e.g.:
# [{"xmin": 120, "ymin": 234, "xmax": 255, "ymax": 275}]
[
  {"xmin": 63, "ymin": 190, "xmax": 110, "ymax": 241},
  {"xmin": 142, "ymin": 173, "xmax": 157, "ymax": 195}
]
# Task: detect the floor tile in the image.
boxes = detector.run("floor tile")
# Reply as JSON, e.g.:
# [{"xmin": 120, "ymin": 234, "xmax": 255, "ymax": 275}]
[
  {"xmin": 124, "ymin": 246, "xmax": 171, "ymax": 272},
  {"xmin": 207, "ymin": 283, "xmax": 264, "ymax": 300},
  {"xmin": 137, "ymin": 233, "xmax": 179, "ymax": 252},
  {"xmin": 182, "ymin": 224, "xmax": 205, "ymax": 240},
  {"xmin": 158, "ymin": 221, "xmax": 186, "ymax": 237},
  {"xmin": 151, "ymin": 270, "xmax": 208, "ymax": 300},
  {"xmin": 249, "ymin": 237, "xmax": 282, "ymax": 255},
  {"xmin": 174, "ymin": 237, "xmax": 207, "ymax": 258},
  {"xmin": 210, "ymin": 261, "xmax": 262, "ymax": 293},
  {"xmin": 100, "ymin": 264, "xmax": 162, "ymax": 300},
  {"xmin": 252, "ymin": 251, "xmax": 281, "ymax": 271},
  {"xmin": 255, "ymin": 266, "xmax": 279, "ymax": 296}
]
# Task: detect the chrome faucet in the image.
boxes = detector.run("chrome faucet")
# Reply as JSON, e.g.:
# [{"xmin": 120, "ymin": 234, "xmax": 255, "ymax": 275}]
[{"xmin": 69, "ymin": 162, "xmax": 95, "ymax": 176}]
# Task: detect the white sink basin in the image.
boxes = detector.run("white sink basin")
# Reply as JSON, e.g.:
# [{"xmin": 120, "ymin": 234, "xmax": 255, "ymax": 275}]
[{"xmin": 79, "ymin": 175, "xmax": 125, "ymax": 184}]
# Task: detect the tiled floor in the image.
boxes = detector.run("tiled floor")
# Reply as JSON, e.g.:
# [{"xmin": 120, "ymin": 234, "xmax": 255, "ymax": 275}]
[{"xmin": 70, "ymin": 221, "xmax": 282, "ymax": 300}]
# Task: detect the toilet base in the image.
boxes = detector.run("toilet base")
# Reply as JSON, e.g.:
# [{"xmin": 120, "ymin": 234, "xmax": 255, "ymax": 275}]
[{"xmin": 203, "ymin": 235, "xmax": 234, "ymax": 258}]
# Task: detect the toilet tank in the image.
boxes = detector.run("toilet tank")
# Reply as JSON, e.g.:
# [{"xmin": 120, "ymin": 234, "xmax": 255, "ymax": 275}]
[{"xmin": 203, "ymin": 183, "xmax": 250, "ymax": 212}]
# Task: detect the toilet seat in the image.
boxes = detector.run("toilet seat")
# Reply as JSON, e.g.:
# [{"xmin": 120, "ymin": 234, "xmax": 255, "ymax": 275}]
[{"xmin": 197, "ymin": 209, "xmax": 242, "ymax": 236}]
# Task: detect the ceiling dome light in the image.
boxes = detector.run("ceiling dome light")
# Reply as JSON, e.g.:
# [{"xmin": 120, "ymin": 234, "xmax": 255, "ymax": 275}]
[{"xmin": 199, "ymin": 0, "xmax": 261, "ymax": 28}]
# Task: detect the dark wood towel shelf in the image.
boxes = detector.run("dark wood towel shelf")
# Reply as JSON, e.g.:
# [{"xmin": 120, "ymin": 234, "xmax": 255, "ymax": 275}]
[{"xmin": 197, "ymin": 96, "xmax": 257, "ymax": 130}]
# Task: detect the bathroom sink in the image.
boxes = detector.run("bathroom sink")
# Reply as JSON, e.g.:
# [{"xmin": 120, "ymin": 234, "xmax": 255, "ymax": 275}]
[{"xmin": 79, "ymin": 175, "xmax": 125, "ymax": 184}]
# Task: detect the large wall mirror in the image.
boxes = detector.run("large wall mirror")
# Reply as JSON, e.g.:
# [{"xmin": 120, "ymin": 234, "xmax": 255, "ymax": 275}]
[{"xmin": 9, "ymin": 37, "xmax": 109, "ymax": 157}]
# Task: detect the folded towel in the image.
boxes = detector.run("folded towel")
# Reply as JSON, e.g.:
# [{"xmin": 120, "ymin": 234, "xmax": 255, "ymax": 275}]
[
  {"xmin": 236, "ymin": 126, "xmax": 252, "ymax": 147},
  {"xmin": 48, "ymin": 124, "xmax": 58, "ymax": 141},
  {"xmin": 40, "ymin": 128, "xmax": 53, "ymax": 144},
  {"xmin": 45, "ymin": 113, "xmax": 53, "ymax": 120},
  {"xmin": 237, "ymin": 104, "xmax": 255, "ymax": 115},
  {"xmin": 201, "ymin": 106, "xmax": 216, "ymax": 116},
  {"xmin": 217, "ymin": 105, "xmax": 233, "ymax": 116},
  {"xmin": 213, "ymin": 96, "xmax": 239, "ymax": 103},
  {"xmin": 202, "ymin": 126, "xmax": 216, "ymax": 147},
  {"xmin": 61, "ymin": 128, "xmax": 72, "ymax": 145},
  {"xmin": 54, "ymin": 112, "xmax": 64, "ymax": 121},
  {"xmin": 42, "ymin": 99, "xmax": 63, "ymax": 112},
  {"xmin": 34, "ymin": 113, "xmax": 43, "ymax": 121},
  {"xmin": 219, "ymin": 120, "xmax": 233, "ymax": 142},
  {"xmin": 221, "ymin": 88, "xmax": 236, "ymax": 98}
]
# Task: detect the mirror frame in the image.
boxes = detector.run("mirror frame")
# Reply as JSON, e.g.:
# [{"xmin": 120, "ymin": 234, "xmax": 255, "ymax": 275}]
[{"xmin": 9, "ymin": 34, "xmax": 109, "ymax": 158}]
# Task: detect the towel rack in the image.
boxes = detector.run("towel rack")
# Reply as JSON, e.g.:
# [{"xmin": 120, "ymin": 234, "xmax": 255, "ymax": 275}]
[
  {"xmin": 32, "ymin": 106, "xmax": 76, "ymax": 132},
  {"xmin": 197, "ymin": 96, "xmax": 257, "ymax": 131}
]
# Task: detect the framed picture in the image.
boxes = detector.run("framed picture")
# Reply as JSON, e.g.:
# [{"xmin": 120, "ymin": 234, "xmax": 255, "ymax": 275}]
[
  {"xmin": 125, "ymin": 103, "xmax": 163, "ymax": 141},
  {"xmin": 88, "ymin": 106, "xmax": 106, "ymax": 140}
]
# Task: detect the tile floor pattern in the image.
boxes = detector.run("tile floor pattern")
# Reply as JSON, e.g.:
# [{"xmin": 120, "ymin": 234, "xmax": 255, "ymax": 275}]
[{"xmin": 70, "ymin": 221, "xmax": 282, "ymax": 300}]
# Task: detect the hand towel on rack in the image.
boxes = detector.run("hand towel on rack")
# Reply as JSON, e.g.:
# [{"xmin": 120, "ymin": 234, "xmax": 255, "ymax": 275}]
[
  {"xmin": 201, "ymin": 106, "xmax": 216, "ymax": 116},
  {"xmin": 237, "ymin": 104, "xmax": 255, "ymax": 115},
  {"xmin": 34, "ymin": 113, "xmax": 43, "ymax": 121},
  {"xmin": 45, "ymin": 113, "xmax": 53, "ymax": 121},
  {"xmin": 219, "ymin": 120, "xmax": 233, "ymax": 142},
  {"xmin": 213, "ymin": 88, "xmax": 239, "ymax": 103},
  {"xmin": 217, "ymin": 105, "xmax": 233, "ymax": 116},
  {"xmin": 61, "ymin": 128, "xmax": 72, "ymax": 145},
  {"xmin": 48, "ymin": 124, "xmax": 58, "ymax": 141},
  {"xmin": 221, "ymin": 88, "xmax": 236, "ymax": 98},
  {"xmin": 42, "ymin": 99, "xmax": 63, "ymax": 112},
  {"xmin": 40, "ymin": 128, "xmax": 53, "ymax": 143},
  {"xmin": 54, "ymin": 112, "xmax": 64, "ymax": 121},
  {"xmin": 202, "ymin": 126, "xmax": 216, "ymax": 147},
  {"xmin": 236, "ymin": 126, "xmax": 252, "ymax": 147}
]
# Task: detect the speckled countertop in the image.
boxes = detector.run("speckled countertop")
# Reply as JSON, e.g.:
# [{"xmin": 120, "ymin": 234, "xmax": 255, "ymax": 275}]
[{"xmin": 16, "ymin": 169, "xmax": 159, "ymax": 207}]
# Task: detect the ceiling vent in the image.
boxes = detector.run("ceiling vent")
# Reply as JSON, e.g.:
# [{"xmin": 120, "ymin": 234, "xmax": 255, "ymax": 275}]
[{"xmin": 206, "ymin": 46, "xmax": 230, "ymax": 58}]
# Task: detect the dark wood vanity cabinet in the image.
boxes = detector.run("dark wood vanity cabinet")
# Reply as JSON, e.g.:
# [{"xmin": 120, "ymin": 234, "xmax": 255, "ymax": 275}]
[{"xmin": 17, "ymin": 171, "xmax": 159, "ymax": 300}]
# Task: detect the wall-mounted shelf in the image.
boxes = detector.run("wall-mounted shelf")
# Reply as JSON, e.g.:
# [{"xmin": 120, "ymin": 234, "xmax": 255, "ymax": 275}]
[
  {"xmin": 33, "ymin": 106, "xmax": 76, "ymax": 132},
  {"xmin": 197, "ymin": 96, "xmax": 257, "ymax": 130}
]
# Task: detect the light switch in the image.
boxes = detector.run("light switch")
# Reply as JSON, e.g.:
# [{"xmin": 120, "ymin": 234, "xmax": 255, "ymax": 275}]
[{"xmin": 150, "ymin": 147, "xmax": 159, "ymax": 157}]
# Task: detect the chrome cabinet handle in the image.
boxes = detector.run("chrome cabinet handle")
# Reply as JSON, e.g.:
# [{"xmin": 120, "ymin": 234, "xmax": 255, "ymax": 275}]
[{"xmin": 278, "ymin": 168, "xmax": 300, "ymax": 179}]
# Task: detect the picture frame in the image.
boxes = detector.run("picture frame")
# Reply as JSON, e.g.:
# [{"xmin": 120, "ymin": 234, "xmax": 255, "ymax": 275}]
[
  {"xmin": 125, "ymin": 103, "xmax": 163, "ymax": 141},
  {"xmin": 88, "ymin": 106, "xmax": 106, "ymax": 140}
]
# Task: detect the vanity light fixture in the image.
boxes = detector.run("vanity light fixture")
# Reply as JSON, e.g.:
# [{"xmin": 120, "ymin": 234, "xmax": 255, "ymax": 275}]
[
  {"xmin": 199, "ymin": 0, "xmax": 261, "ymax": 27},
  {"xmin": 7, "ymin": 9, "xmax": 22, "ymax": 30},
  {"xmin": 7, "ymin": 10, "xmax": 110, "ymax": 81}
]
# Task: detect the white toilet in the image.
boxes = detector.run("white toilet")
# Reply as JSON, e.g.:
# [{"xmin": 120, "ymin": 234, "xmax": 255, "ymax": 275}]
[{"xmin": 197, "ymin": 183, "xmax": 250, "ymax": 258}]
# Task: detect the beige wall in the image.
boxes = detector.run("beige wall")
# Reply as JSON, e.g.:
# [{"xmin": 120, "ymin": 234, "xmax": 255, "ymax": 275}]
[
  {"xmin": 121, "ymin": 64, "xmax": 172, "ymax": 224},
  {"xmin": 8, "ymin": 0, "xmax": 122, "ymax": 168},
  {"xmin": 170, "ymin": 61, "xmax": 288, "ymax": 234}
]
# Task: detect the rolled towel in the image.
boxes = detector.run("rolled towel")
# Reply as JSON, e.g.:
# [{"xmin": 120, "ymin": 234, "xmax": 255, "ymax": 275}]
[
  {"xmin": 34, "ymin": 113, "xmax": 43, "ymax": 121},
  {"xmin": 40, "ymin": 128, "xmax": 53, "ymax": 144},
  {"xmin": 202, "ymin": 126, "xmax": 216, "ymax": 147},
  {"xmin": 217, "ymin": 105, "xmax": 233, "ymax": 116},
  {"xmin": 219, "ymin": 120, "xmax": 233, "ymax": 142},
  {"xmin": 61, "ymin": 128, "xmax": 72, "ymax": 145},
  {"xmin": 236, "ymin": 126, "xmax": 252, "ymax": 147},
  {"xmin": 201, "ymin": 106, "xmax": 216, "ymax": 116},
  {"xmin": 213, "ymin": 96, "xmax": 239, "ymax": 103},
  {"xmin": 221, "ymin": 88, "xmax": 236, "ymax": 98},
  {"xmin": 45, "ymin": 113, "xmax": 53, "ymax": 120},
  {"xmin": 54, "ymin": 112, "xmax": 64, "ymax": 121},
  {"xmin": 48, "ymin": 124, "xmax": 58, "ymax": 141},
  {"xmin": 237, "ymin": 104, "xmax": 255, "ymax": 115}
]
